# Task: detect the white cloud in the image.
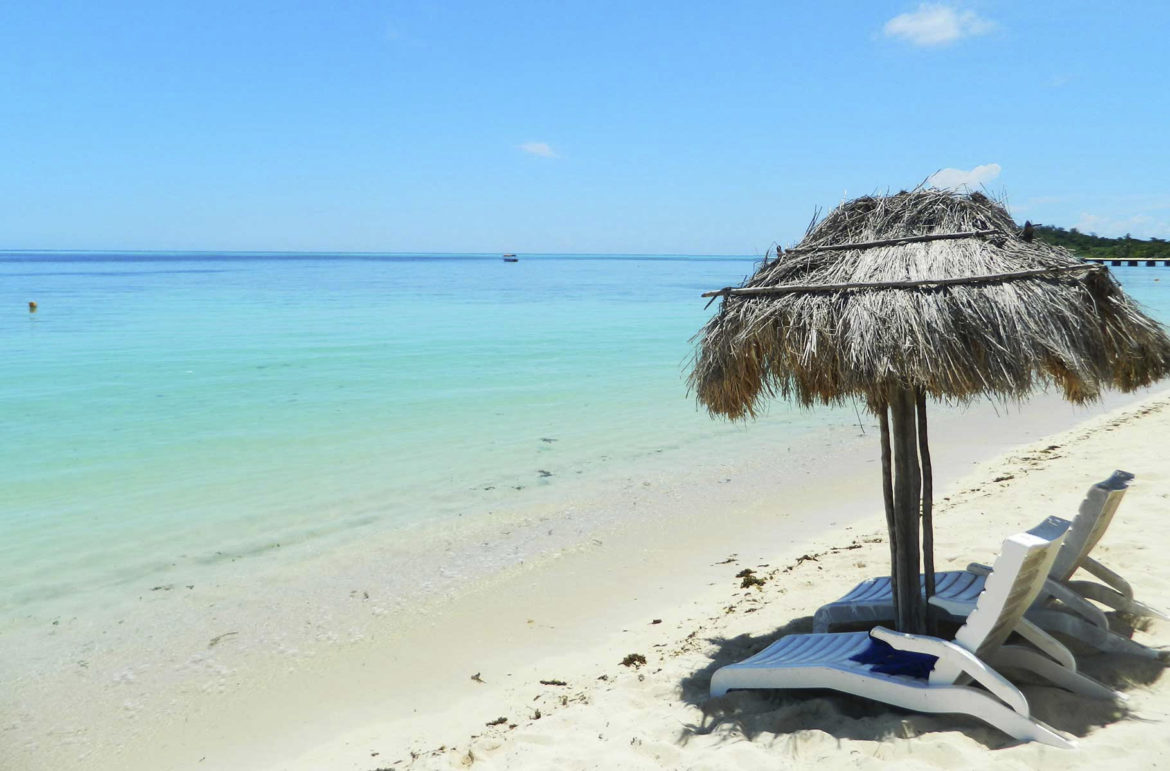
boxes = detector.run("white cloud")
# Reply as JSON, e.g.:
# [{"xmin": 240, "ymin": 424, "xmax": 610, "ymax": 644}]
[
  {"xmin": 883, "ymin": 4, "xmax": 995, "ymax": 47},
  {"xmin": 519, "ymin": 141, "xmax": 558, "ymax": 158},
  {"xmin": 927, "ymin": 163, "xmax": 1002, "ymax": 190}
]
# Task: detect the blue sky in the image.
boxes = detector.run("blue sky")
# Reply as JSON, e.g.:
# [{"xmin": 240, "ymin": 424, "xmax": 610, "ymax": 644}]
[{"xmin": 2, "ymin": 1, "xmax": 1168, "ymax": 254}]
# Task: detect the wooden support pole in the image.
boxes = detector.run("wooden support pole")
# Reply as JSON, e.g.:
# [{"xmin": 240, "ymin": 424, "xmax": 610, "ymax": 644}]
[
  {"xmin": 901, "ymin": 388, "xmax": 925, "ymax": 632},
  {"xmin": 878, "ymin": 403, "xmax": 899, "ymax": 621},
  {"xmin": 888, "ymin": 394, "xmax": 911, "ymax": 633},
  {"xmin": 916, "ymin": 390, "xmax": 936, "ymax": 615},
  {"xmin": 889, "ymin": 389, "xmax": 924, "ymax": 633}
]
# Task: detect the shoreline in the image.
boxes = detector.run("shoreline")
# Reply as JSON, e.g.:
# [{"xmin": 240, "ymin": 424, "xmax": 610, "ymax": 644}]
[{"xmin": 5, "ymin": 386, "xmax": 1170, "ymax": 769}]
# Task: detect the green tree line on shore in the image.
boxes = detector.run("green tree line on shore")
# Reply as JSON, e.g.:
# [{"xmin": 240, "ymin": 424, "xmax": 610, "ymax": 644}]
[{"xmin": 1034, "ymin": 225, "xmax": 1170, "ymax": 261}]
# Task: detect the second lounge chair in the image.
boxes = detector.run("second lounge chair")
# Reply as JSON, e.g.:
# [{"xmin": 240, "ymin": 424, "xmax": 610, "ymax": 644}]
[{"xmin": 812, "ymin": 471, "xmax": 1164, "ymax": 658}]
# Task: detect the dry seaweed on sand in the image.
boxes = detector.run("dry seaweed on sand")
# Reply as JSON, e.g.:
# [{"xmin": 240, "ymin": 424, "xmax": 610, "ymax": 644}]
[{"xmin": 621, "ymin": 653, "xmax": 647, "ymax": 668}]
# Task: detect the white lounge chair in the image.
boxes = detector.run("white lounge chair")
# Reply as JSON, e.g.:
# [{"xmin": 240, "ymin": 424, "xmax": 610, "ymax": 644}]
[
  {"xmin": 1044, "ymin": 471, "xmax": 1165, "ymax": 621},
  {"xmin": 813, "ymin": 471, "xmax": 1164, "ymax": 658},
  {"xmin": 710, "ymin": 517, "xmax": 1120, "ymax": 748}
]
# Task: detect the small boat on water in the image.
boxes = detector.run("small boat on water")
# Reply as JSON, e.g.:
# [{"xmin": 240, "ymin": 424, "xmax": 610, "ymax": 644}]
[{"xmin": 503, "ymin": 254, "xmax": 518, "ymax": 262}]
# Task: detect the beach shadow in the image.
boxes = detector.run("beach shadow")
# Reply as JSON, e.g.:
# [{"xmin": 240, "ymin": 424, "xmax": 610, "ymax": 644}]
[{"xmin": 678, "ymin": 616, "xmax": 1166, "ymax": 749}]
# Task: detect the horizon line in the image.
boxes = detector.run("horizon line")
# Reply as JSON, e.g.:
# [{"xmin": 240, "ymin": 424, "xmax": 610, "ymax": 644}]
[{"xmin": 0, "ymin": 248, "xmax": 758, "ymax": 260}]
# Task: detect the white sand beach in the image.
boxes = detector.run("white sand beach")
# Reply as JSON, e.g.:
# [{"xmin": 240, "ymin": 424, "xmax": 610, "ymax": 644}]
[
  {"xmin": 7, "ymin": 388, "xmax": 1170, "ymax": 770},
  {"xmin": 287, "ymin": 389, "xmax": 1170, "ymax": 771}
]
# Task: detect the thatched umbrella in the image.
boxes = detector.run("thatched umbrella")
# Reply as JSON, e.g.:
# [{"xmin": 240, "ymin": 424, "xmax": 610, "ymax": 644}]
[{"xmin": 690, "ymin": 189, "xmax": 1170, "ymax": 634}]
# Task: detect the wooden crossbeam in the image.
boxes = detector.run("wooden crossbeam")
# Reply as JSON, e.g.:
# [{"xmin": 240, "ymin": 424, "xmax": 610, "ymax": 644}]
[{"xmin": 701, "ymin": 263, "xmax": 1102, "ymax": 299}]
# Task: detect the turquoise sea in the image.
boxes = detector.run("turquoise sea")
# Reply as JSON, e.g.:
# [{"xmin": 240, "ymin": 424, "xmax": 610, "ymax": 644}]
[{"xmin": 3, "ymin": 253, "xmax": 1169, "ymax": 622}]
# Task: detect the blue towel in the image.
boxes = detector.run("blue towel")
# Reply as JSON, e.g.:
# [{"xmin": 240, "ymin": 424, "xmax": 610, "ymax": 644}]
[{"xmin": 849, "ymin": 636, "xmax": 938, "ymax": 679}]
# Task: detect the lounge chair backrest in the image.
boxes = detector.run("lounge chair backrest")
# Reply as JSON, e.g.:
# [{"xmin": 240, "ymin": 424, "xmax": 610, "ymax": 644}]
[
  {"xmin": 1048, "ymin": 470, "xmax": 1133, "ymax": 582},
  {"xmin": 930, "ymin": 516, "xmax": 1070, "ymax": 685}
]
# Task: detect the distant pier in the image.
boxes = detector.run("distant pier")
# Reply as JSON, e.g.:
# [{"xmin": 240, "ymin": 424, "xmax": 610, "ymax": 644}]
[{"xmin": 1085, "ymin": 258, "xmax": 1170, "ymax": 267}]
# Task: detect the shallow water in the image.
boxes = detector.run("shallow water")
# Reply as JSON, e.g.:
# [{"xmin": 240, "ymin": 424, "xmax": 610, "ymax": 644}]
[
  {"xmin": 1, "ymin": 253, "xmax": 773, "ymax": 616},
  {"xmin": 2, "ymin": 252, "xmax": 1167, "ymax": 623}
]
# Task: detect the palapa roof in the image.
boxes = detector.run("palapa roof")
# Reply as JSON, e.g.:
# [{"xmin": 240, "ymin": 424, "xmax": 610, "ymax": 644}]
[{"xmin": 691, "ymin": 189, "xmax": 1170, "ymax": 419}]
